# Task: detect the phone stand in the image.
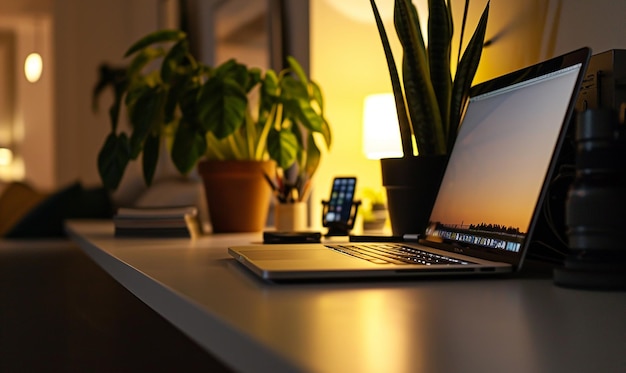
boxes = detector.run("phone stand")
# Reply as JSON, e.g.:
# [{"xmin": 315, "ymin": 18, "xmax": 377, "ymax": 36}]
[{"xmin": 322, "ymin": 199, "xmax": 361, "ymax": 236}]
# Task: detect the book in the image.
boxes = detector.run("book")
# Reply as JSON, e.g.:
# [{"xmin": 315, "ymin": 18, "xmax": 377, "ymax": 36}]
[{"xmin": 113, "ymin": 206, "xmax": 201, "ymax": 238}]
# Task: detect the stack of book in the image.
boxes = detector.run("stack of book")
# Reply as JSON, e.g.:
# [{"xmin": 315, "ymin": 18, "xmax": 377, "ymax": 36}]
[{"xmin": 113, "ymin": 206, "xmax": 201, "ymax": 238}]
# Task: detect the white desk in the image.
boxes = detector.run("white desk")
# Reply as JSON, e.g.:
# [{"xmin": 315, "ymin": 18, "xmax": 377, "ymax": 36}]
[{"xmin": 66, "ymin": 220, "xmax": 626, "ymax": 373}]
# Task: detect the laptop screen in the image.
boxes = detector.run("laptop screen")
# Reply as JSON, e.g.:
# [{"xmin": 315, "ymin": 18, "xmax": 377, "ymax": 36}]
[{"xmin": 424, "ymin": 48, "xmax": 590, "ymax": 265}]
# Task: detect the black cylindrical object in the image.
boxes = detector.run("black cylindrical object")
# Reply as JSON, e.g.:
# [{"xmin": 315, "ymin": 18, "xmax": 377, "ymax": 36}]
[
  {"xmin": 566, "ymin": 109, "xmax": 626, "ymax": 250},
  {"xmin": 554, "ymin": 108, "xmax": 626, "ymax": 289}
]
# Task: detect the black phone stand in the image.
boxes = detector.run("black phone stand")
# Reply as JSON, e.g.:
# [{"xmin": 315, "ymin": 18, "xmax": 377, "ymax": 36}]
[{"xmin": 321, "ymin": 199, "xmax": 361, "ymax": 236}]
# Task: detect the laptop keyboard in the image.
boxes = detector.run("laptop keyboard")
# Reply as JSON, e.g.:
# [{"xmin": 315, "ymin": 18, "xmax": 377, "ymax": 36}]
[{"xmin": 325, "ymin": 243, "xmax": 474, "ymax": 265}]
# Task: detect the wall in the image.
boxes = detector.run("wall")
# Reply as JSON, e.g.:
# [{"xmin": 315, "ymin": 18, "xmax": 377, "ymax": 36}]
[
  {"xmin": 3, "ymin": 0, "xmax": 626, "ymax": 219},
  {"xmin": 53, "ymin": 0, "xmax": 160, "ymax": 193},
  {"xmin": 308, "ymin": 0, "xmax": 626, "ymax": 227},
  {"xmin": 0, "ymin": 3, "xmax": 54, "ymax": 188}
]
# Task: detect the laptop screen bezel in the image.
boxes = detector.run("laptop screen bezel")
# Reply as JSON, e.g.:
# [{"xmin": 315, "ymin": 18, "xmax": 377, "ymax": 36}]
[{"xmin": 421, "ymin": 47, "xmax": 591, "ymax": 269}]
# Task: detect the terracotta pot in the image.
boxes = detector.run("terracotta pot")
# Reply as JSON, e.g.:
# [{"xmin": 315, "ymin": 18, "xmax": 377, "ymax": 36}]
[
  {"xmin": 381, "ymin": 156, "xmax": 448, "ymax": 236},
  {"xmin": 197, "ymin": 160, "xmax": 275, "ymax": 233}
]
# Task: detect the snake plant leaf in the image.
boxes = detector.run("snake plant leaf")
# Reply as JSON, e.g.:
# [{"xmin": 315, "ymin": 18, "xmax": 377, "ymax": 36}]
[
  {"xmin": 128, "ymin": 86, "xmax": 167, "ymax": 159},
  {"xmin": 268, "ymin": 127, "xmax": 299, "ymax": 169},
  {"xmin": 124, "ymin": 29, "xmax": 186, "ymax": 57},
  {"xmin": 396, "ymin": 0, "xmax": 446, "ymax": 155},
  {"xmin": 449, "ymin": 1, "xmax": 489, "ymax": 152},
  {"xmin": 427, "ymin": 0, "xmax": 453, "ymax": 139},
  {"xmin": 198, "ymin": 77, "xmax": 248, "ymax": 139},
  {"xmin": 98, "ymin": 132, "xmax": 130, "ymax": 190},
  {"xmin": 141, "ymin": 132, "xmax": 160, "ymax": 186},
  {"xmin": 370, "ymin": 0, "xmax": 413, "ymax": 156},
  {"xmin": 171, "ymin": 119, "xmax": 207, "ymax": 174}
]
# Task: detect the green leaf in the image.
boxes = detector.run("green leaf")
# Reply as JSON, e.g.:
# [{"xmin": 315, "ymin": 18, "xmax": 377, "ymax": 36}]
[
  {"xmin": 292, "ymin": 99, "xmax": 324, "ymax": 133},
  {"xmin": 171, "ymin": 120, "xmax": 207, "ymax": 174},
  {"xmin": 287, "ymin": 56, "xmax": 308, "ymax": 85},
  {"xmin": 97, "ymin": 132, "xmax": 130, "ymax": 190},
  {"xmin": 142, "ymin": 132, "xmax": 160, "ymax": 186},
  {"xmin": 198, "ymin": 77, "xmax": 248, "ymax": 139},
  {"xmin": 310, "ymin": 81, "xmax": 324, "ymax": 112},
  {"xmin": 178, "ymin": 84, "xmax": 202, "ymax": 126},
  {"xmin": 268, "ymin": 128, "xmax": 299, "ymax": 169},
  {"xmin": 304, "ymin": 133, "xmax": 321, "ymax": 178},
  {"xmin": 128, "ymin": 86, "xmax": 167, "ymax": 158},
  {"xmin": 215, "ymin": 59, "xmax": 249, "ymax": 87},
  {"xmin": 108, "ymin": 82, "xmax": 126, "ymax": 133},
  {"xmin": 320, "ymin": 118, "xmax": 332, "ymax": 149},
  {"xmin": 449, "ymin": 2, "xmax": 489, "ymax": 152},
  {"xmin": 370, "ymin": 0, "xmax": 413, "ymax": 156},
  {"xmin": 246, "ymin": 67, "xmax": 263, "ymax": 92},
  {"xmin": 160, "ymin": 39, "xmax": 190, "ymax": 82},
  {"xmin": 124, "ymin": 29, "xmax": 186, "ymax": 57},
  {"xmin": 427, "ymin": 0, "xmax": 453, "ymax": 139},
  {"xmin": 396, "ymin": 0, "xmax": 446, "ymax": 155},
  {"xmin": 128, "ymin": 47, "xmax": 166, "ymax": 78},
  {"xmin": 280, "ymin": 75, "xmax": 308, "ymax": 101},
  {"xmin": 259, "ymin": 70, "xmax": 280, "ymax": 117}
]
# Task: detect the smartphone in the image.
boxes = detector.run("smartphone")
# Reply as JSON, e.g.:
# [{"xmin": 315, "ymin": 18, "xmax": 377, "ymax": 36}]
[{"xmin": 324, "ymin": 177, "xmax": 357, "ymax": 224}]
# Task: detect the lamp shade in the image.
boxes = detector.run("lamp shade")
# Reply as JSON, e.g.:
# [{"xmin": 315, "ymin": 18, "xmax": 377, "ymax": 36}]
[{"xmin": 362, "ymin": 93, "xmax": 402, "ymax": 159}]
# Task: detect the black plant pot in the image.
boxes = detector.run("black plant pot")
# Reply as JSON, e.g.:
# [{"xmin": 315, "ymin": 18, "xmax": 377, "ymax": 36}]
[{"xmin": 381, "ymin": 156, "xmax": 448, "ymax": 236}]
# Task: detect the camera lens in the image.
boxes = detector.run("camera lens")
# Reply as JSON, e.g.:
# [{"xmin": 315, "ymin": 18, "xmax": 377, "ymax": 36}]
[{"xmin": 566, "ymin": 108, "xmax": 626, "ymax": 252}]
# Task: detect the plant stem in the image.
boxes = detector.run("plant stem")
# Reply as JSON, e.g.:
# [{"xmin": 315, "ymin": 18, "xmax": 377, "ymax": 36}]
[{"xmin": 255, "ymin": 106, "xmax": 276, "ymax": 160}]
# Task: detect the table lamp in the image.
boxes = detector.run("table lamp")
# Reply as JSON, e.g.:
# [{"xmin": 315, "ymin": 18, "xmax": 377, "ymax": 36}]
[{"xmin": 362, "ymin": 93, "xmax": 402, "ymax": 160}]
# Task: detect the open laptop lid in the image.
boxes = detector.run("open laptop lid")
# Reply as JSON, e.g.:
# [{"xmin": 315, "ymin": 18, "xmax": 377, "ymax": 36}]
[{"xmin": 422, "ymin": 47, "xmax": 591, "ymax": 269}]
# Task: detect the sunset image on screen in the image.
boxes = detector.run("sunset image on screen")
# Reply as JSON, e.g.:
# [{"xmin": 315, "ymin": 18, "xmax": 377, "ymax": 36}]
[{"xmin": 428, "ymin": 68, "xmax": 579, "ymax": 240}]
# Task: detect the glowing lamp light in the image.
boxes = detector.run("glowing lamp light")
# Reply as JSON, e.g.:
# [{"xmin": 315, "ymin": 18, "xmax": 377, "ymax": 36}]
[
  {"xmin": 362, "ymin": 93, "xmax": 403, "ymax": 159},
  {"xmin": 0, "ymin": 148, "xmax": 13, "ymax": 166},
  {"xmin": 24, "ymin": 52, "xmax": 43, "ymax": 83}
]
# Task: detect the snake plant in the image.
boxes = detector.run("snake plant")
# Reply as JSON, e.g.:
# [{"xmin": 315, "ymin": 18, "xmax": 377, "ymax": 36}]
[{"xmin": 370, "ymin": 0, "xmax": 489, "ymax": 156}]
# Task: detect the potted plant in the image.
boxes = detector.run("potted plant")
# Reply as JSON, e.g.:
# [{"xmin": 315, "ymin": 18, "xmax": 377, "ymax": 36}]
[
  {"xmin": 369, "ymin": 0, "xmax": 489, "ymax": 235},
  {"xmin": 93, "ymin": 30, "xmax": 331, "ymax": 232}
]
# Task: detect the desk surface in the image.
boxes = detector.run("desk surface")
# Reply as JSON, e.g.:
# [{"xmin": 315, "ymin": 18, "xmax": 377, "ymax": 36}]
[{"xmin": 66, "ymin": 220, "xmax": 626, "ymax": 373}]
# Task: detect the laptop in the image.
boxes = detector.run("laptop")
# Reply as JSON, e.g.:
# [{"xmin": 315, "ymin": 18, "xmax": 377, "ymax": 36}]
[{"xmin": 229, "ymin": 47, "xmax": 591, "ymax": 281}]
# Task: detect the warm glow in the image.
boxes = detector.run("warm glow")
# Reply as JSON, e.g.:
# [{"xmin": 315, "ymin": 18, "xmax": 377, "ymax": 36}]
[
  {"xmin": 0, "ymin": 148, "xmax": 13, "ymax": 166},
  {"xmin": 24, "ymin": 52, "xmax": 43, "ymax": 83},
  {"xmin": 362, "ymin": 93, "xmax": 403, "ymax": 159},
  {"xmin": 323, "ymin": 0, "xmax": 429, "ymax": 29},
  {"xmin": 323, "ymin": 0, "xmax": 394, "ymax": 23}
]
